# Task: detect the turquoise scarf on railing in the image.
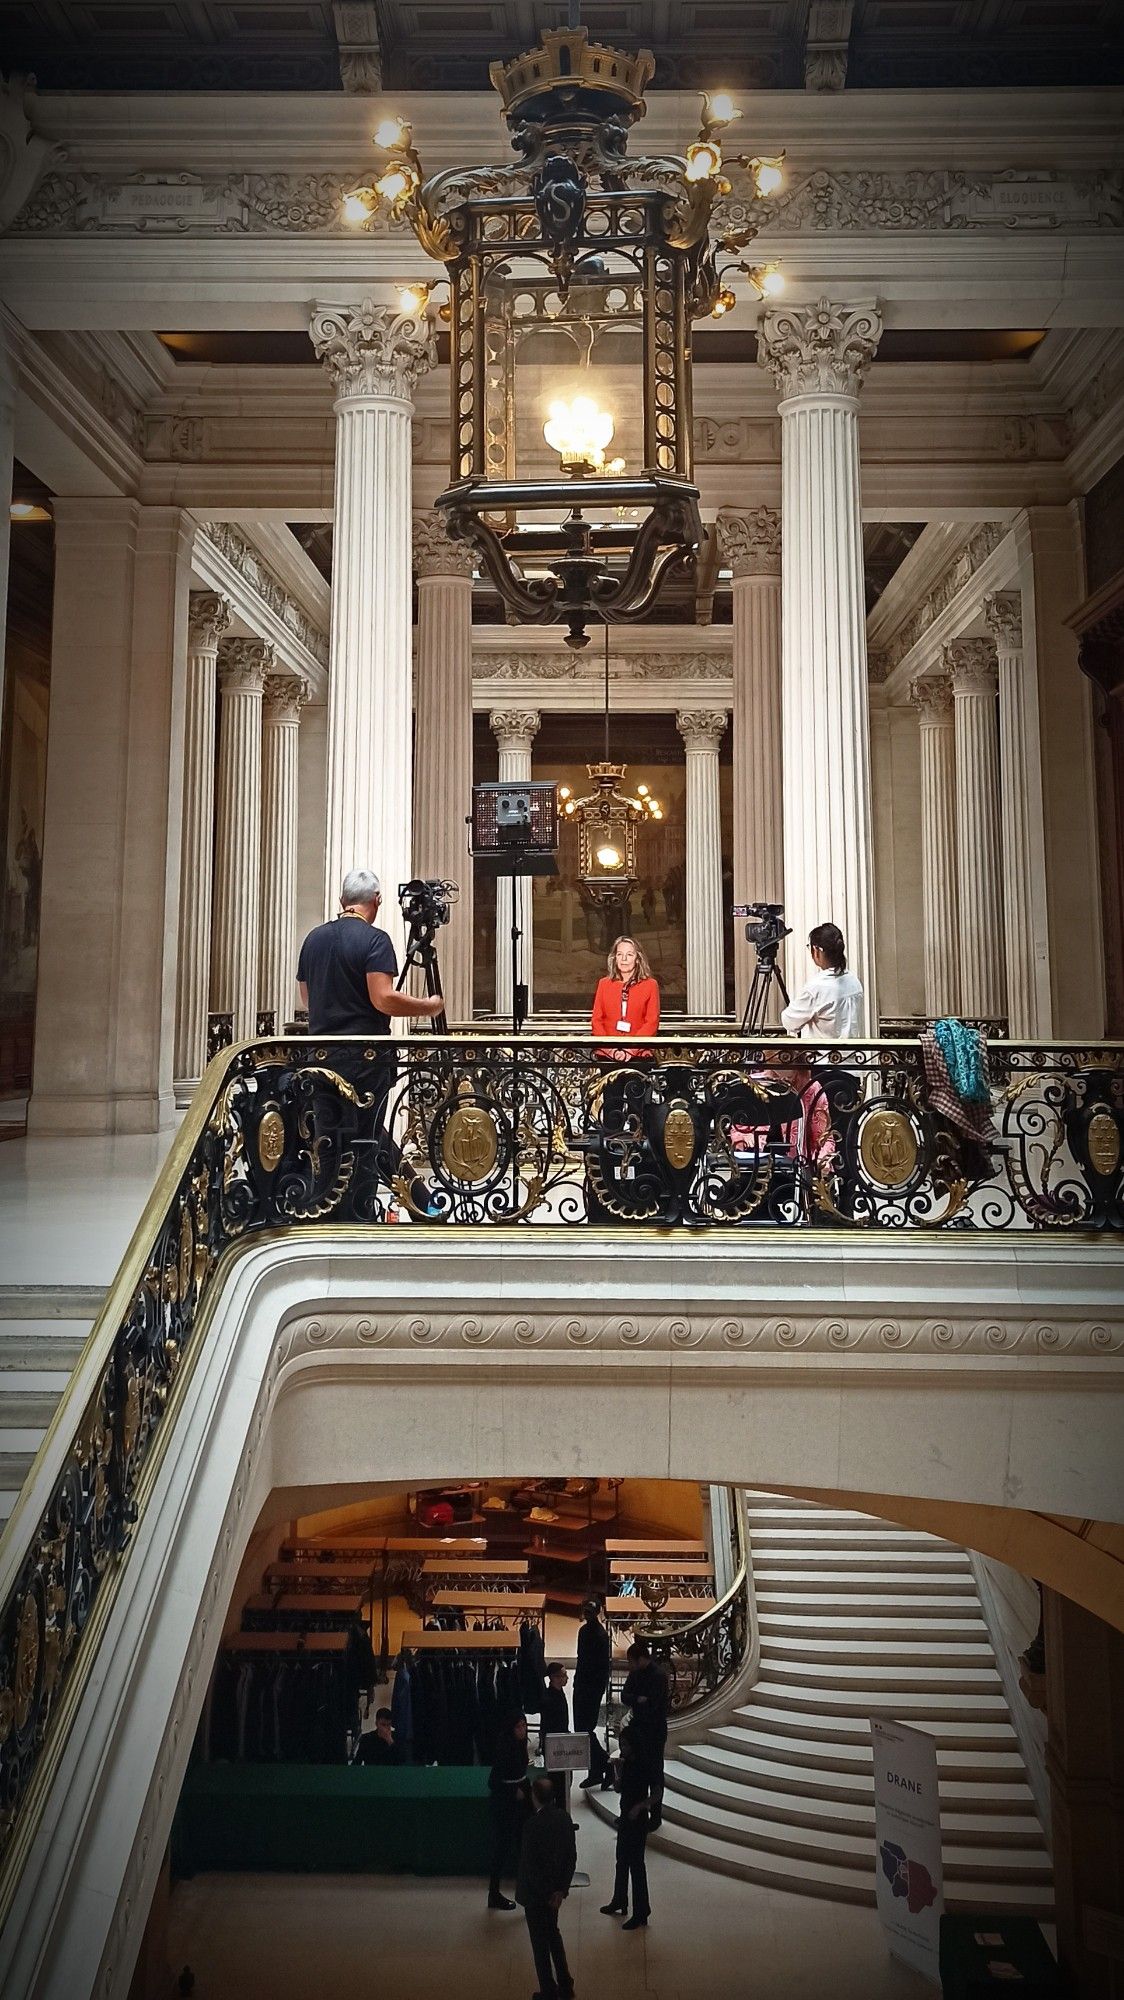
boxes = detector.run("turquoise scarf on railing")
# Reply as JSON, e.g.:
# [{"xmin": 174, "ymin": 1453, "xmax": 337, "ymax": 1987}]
[{"xmin": 934, "ymin": 1017, "xmax": 991, "ymax": 1105}]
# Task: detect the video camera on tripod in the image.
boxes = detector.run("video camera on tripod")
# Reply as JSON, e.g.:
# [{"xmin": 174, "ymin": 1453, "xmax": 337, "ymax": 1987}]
[
  {"xmin": 733, "ymin": 901, "xmax": 793, "ymax": 1033},
  {"xmin": 396, "ymin": 879, "xmax": 459, "ymax": 1033}
]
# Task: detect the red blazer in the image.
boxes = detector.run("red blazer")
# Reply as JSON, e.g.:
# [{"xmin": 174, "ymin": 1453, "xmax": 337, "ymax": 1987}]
[{"xmin": 591, "ymin": 975, "xmax": 660, "ymax": 1041}]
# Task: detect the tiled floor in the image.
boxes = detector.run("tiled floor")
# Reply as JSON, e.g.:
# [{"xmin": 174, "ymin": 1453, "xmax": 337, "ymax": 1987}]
[
  {"xmin": 167, "ymin": 1797, "xmax": 931, "ymax": 2000},
  {"xmin": 0, "ymin": 1129, "xmax": 177, "ymax": 1287}
]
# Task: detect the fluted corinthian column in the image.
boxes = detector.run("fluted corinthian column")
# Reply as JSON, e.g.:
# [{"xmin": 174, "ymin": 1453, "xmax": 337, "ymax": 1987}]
[
  {"xmin": 948, "ymin": 637, "xmax": 1006, "ymax": 1022},
  {"xmin": 985, "ymin": 590, "xmax": 1041, "ymax": 1037},
  {"xmin": 909, "ymin": 670, "xmax": 961, "ymax": 1018},
  {"xmin": 718, "ymin": 507, "xmax": 782, "ymax": 1010},
  {"xmin": 260, "ymin": 673, "xmax": 308, "ymax": 1034},
  {"xmin": 490, "ymin": 710, "xmax": 540, "ymax": 1022},
  {"xmin": 414, "ymin": 511, "xmax": 475, "ymax": 1024},
  {"xmin": 677, "ymin": 710, "xmax": 728, "ymax": 1018},
  {"xmin": 212, "ymin": 638, "xmax": 271, "ymax": 1040},
  {"xmin": 759, "ymin": 299, "xmax": 882, "ymax": 1021},
  {"xmin": 310, "ymin": 301, "xmax": 436, "ymax": 955},
  {"xmin": 174, "ymin": 592, "xmax": 232, "ymax": 1091}
]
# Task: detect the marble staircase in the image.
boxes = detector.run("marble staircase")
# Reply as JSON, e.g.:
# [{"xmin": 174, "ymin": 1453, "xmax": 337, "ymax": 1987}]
[
  {"xmin": 0, "ymin": 1287, "xmax": 99, "ymax": 1531},
  {"xmin": 592, "ymin": 1490, "xmax": 1053, "ymax": 1915}
]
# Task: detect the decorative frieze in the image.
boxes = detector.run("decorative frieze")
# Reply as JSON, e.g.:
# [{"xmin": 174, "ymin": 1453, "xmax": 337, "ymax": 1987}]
[
  {"xmin": 873, "ymin": 522, "xmax": 1009, "ymax": 683},
  {"xmin": 13, "ymin": 164, "xmax": 1124, "ymax": 238},
  {"xmin": 473, "ymin": 650, "xmax": 733, "ymax": 682},
  {"xmin": 199, "ymin": 521, "xmax": 328, "ymax": 668},
  {"xmin": 759, "ymin": 298, "xmax": 883, "ymax": 403}
]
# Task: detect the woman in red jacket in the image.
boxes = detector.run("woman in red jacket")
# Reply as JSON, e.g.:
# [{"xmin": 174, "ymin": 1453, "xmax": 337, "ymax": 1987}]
[{"xmin": 591, "ymin": 937, "xmax": 660, "ymax": 1059}]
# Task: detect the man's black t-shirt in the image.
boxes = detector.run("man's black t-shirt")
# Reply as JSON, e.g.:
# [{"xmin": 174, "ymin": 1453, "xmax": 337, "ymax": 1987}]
[{"xmin": 296, "ymin": 916, "xmax": 398, "ymax": 1036}]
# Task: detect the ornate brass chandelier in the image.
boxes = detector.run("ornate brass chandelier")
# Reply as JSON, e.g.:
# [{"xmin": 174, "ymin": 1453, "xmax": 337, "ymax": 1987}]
[
  {"xmin": 345, "ymin": 23, "xmax": 783, "ymax": 649},
  {"xmin": 558, "ymin": 629, "xmax": 664, "ymax": 907}
]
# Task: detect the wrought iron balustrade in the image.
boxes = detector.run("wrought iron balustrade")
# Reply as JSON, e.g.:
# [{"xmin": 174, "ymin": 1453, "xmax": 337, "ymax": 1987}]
[{"xmin": 0, "ymin": 1029, "xmax": 1119, "ymax": 1908}]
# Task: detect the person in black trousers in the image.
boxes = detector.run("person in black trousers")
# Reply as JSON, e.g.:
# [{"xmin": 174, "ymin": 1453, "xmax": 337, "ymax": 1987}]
[
  {"xmin": 601, "ymin": 1725, "xmax": 654, "ymax": 1929},
  {"xmin": 516, "ymin": 1776, "xmax": 577, "ymax": 2000},
  {"xmin": 621, "ymin": 1639, "xmax": 670, "ymax": 1827},
  {"xmin": 540, "ymin": 1662, "xmax": 571, "ymax": 1811},
  {"xmin": 575, "ymin": 1599, "xmax": 613, "ymax": 1791},
  {"xmin": 487, "ymin": 1711, "xmax": 530, "ymax": 1910}
]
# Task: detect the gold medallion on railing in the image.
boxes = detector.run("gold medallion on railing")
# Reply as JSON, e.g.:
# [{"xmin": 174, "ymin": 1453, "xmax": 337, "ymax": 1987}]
[
  {"xmin": 441, "ymin": 1102, "xmax": 499, "ymax": 1183},
  {"xmin": 1087, "ymin": 1109, "xmax": 1120, "ymax": 1179},
  {"xmin": 859, "ymin": 1109, "xmax": 918, "ymax": 1189},
  {"xmin": 13, "ymin": 1595, "xmax": 39, "ymax": 1732},
  {"xmin": 257, "ymin": 1107, "xmax": 286, "ymax": 1173},
  {"xmin": 663, "ymin": 1102, "xmax": 695, "ymax": 1172}
]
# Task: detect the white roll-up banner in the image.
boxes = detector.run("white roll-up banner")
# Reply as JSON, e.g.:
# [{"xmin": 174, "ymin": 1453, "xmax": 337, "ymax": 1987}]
[{"xmin": 871, "ymin": 1716, "xmax": 945, "ymax": 1985}]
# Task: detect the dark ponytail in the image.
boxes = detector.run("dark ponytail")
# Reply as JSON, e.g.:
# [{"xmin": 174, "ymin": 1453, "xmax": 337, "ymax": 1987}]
[{"xmin": 809, "ymin": 922, "xmax": 846, "ymax": 972}]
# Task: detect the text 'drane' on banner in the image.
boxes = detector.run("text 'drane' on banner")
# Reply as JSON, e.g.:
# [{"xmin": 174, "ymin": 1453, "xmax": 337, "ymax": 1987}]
[{"xmin": 871, "ymin": 1717, "xmax": 945, "ymax": 1985}]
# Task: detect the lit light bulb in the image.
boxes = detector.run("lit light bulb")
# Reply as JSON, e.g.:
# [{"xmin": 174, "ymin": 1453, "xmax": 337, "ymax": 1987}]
[
  {"xmin": 636, "ymin": 784, "xmax": 649, "ymax": 797},
  {"xmin": 606, "ymin": 456, "xmax": 626, "ymax": 476},
  {"xmin": 710, "ymin": 286, "xmax": 737, "ymax": 318},
  {"xmin": 651, "ymin": 808, "xmax": 663, "ymax": 820},
  {"xmin": 397, "ymin": 284, "xmax": 427, "ymax": 315},
  {"xmin": 543, "ymin": 394, "xmax": 615, "ymax": 471},
  {"xmin": 596, "ymin": 843, "xmax": 623, "ymax": 871},
  {"xmin": 559, "ymin": 786, "xmax": 572, "ymax": 801},
  {"xmin": 342, "ymin": 189, "xmax": 374, "ymax": 226},
  {"xmin": 564, "ymin": 800, "xmax": 576, "ymax": 815},
  {"xmin": 685, "ymin": 140, "xmax": 723, "ymax": 184},
  {"xmin": 10, "ymin": 501, "xmax": 39, "ymax": 520},
  {"xmin": 375, "ymin": 163, "xmax": 417, "ymax": 206},
  {"xmin": 705, "ymin": 92, "xmax": 741, "ymax": 128},
  {"xmin": 755, "ymin": 158, "xmax": 784, "ymax": 197},
  {"xmin": 760, "ymin": 266, "xmax": 785, "ymax": 297},
  {"xmin": 375, "ymin": 116, "xmax": 411, "ymax": 152}
]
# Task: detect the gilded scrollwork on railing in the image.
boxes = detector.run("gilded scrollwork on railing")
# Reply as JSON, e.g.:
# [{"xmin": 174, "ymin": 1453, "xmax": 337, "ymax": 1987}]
[{"xmin": 0, "ymin": 1031, "xmax": 1120, "ymax": 1899}]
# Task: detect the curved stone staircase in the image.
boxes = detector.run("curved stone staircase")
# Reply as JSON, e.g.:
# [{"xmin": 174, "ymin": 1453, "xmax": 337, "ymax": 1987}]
[
  {"xmin": 0, "ymin": 1287, "xmax": 99, "ymax": 1531},
  {"xmin": 593, "ymin": 1491, "xmax": 1053, "ymax": 1915}
]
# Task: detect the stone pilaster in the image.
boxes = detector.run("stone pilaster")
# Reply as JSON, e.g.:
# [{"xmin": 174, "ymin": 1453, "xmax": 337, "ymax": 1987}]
[
  {"xmin": 260, "ymin": 673, "xmax": 308, "ymax": 1035},
  {"xmin": 413, "ymin": 510, "xmax": 475, "ymax": 1025},
  {"xmin": 985, "ymin": 589, "xmax": 1042, "ymax": 1038},
  {"xmin": 0, "ymin": 315, "xmax": 16, "ymax": 720},
  {"xmin": 909, "ymin": 670, "xmax": 960, "ymax": 1019},
  {"xmin": 677, "ymin": 710, "xmax": 728, "ymax": 1018},
  {"xmin": 490, "ymin": 709, "xmax": 540, "ymax": 1022},
  {"xmin": 759, "ymin": 298, "xmax": 882, "ymax": 1019},
  {"xmin": 718, "ymin": 507, "xmax": 783, "ymax": 1009},
  {"xmin": 310, "ymin": 299, "xmax": 436, "ymax": 957},
  {"xmin": 174, "ymin": 591, "xmax": 232, "ymax": 1093},
  {"xmin": 947, "ymin": 637, "xmax": 1006, "ymax": 1021},
  {"xmin": 212, "ymin": 638, "xmax": 271, "ymax": 1041}
]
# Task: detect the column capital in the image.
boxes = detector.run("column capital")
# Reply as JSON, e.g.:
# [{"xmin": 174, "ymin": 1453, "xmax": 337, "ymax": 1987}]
[
  {"xmin": 218, "ymin": 636, "xmax": 273, "ymax": 694},
  {"xmin": 263, "ymin": 673, "xmax": 310, "ymax": 723},
  {"xmin": 310, "ymin": 298, "xmax": 437, "ymax": 401},
  {"xmin": 945, "ymin": 636, "xmax": 998, "ymax": 698},
  {"xmin": 490, "ymin": 708, "xmax": 541, "ymax": 752},
  {"xmin": 676, "ymin": 709, "xmax": 728, "ymax": 751},
  {"xmin": 909, "ymin": 670, "xmax": 954, "ymax": 723},
  {"xmin": 759, "ymin": 297, "xmax": 882, "ymax": 402},
  {"xmin": 716, "ymin": 507, "xmax": 781, "ymax": 578},
  {"xmin": 187, "ymin": 590, "xmax": 233, "ymax": 654},
  {"xmin": 984, "ymin": 590, "xmax": 1023, "ymax": 653},
  {"xmin": 413, "ymin": 508, "xmax": 474, "ymax": 580}
]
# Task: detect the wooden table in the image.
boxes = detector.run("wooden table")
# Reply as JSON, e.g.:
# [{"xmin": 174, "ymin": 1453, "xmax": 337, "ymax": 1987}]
[
  {"xmin": 604, "ymin": 1538, "xmax": 708, "ymax": 1558},
  {"xmin": 431, "ymin": 1591, "xmax": 546, "ymax": 1615},
  {"xmin": 604, "ymin": 1595, "xmax": 715, "ymax": 1624},
  {"xmin": 401, "ymin": 1628, "xmax": 520, "ymax": 1651},
  {"xmin": 609, "ymin": 1560, "xmax": 714, "ymax": 1580},
  {"xmin": 421, "ymin": 1559, "xmax": 528, "ymax": 1578}
]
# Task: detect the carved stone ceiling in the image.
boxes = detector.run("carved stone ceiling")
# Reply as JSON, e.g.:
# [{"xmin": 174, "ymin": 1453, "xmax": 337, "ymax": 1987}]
[{"xmin": 3, "ymin": 0, "xmax": 1122, "ymax": 91}]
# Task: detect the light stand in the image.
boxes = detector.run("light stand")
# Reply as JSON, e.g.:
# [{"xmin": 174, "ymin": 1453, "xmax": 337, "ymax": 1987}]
[
  {"xmin": 469, "ymin": 782, "xmax": 560, "ymax": 1036},
  {"xmin": 740, "ymin": 942, "xmax": 790, "ymax": 1035}
]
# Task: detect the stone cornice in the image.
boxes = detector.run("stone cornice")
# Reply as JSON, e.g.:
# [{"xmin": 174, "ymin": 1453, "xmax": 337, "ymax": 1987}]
[
  {"xmin": 197, "ymin": 521, "xmax": 328, "ymax": 673},
  {"xmin": 868, "ymin": 521, "xmax": 1010, "ymax": 686}
]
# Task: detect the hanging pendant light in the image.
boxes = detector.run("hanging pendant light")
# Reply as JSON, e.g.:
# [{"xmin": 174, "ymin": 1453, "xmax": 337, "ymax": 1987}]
[{"xmin": 560, "ymin": 629, "xmax": 662, "ymax": 910}]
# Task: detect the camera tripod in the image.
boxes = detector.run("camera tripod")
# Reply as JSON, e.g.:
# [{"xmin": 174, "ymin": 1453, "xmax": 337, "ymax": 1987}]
[
  {"xmin": 397, "ymin": 917, "xmax": 448, "ymax": 1034},
  {"xmin": 740, "ymin": 944, "xmax": 790, "ymax": 1036}
]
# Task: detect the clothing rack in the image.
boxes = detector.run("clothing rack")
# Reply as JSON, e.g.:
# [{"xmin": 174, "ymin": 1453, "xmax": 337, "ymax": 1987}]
[{"xmin": 401, "ymin": 1628, "xmax": 520, "ymax": 1651}]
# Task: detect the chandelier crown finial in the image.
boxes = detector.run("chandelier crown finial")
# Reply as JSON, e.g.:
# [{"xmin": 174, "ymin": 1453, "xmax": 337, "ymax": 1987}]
[{"xmin": 489, "ymin": 27, "xmax": 655, "ymax": 131}]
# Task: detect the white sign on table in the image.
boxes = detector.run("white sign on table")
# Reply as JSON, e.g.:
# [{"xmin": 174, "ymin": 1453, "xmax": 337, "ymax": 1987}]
[
  {"xmin": 544, "ymin": 1732, "xmax": 589, "ymax": 1774},
  {"xmin": 870, "ymin": 1717, "xmax": 945, "ymax": 1986}
]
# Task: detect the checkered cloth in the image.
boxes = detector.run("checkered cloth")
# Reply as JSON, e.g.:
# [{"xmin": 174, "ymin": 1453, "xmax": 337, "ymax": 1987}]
[{"xmin": 920, "ymin": 1026, "xmax": 997, "ymax": 1158}]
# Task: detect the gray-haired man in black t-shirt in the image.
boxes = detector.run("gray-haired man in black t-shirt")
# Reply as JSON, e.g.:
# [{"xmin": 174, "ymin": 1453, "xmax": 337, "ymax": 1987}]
[{"xmin": 296, "ymin": 868, "xmax": 443, "ymax": 1211}]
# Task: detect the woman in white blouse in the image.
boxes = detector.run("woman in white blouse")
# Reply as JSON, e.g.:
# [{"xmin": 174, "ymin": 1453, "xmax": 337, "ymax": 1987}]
[{"xmin": 780, "ymin": 923, "xmax": 865, "ymax": 1040}]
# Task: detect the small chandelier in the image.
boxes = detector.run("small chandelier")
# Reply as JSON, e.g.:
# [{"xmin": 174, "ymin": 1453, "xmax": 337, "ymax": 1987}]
[
  {"xmin": 558, "ymin": 630, "xmax": 663, "ymax": 906},
  {"xmin": 345, "ymin": 26, "xmax": 783, "ymax": 649}
]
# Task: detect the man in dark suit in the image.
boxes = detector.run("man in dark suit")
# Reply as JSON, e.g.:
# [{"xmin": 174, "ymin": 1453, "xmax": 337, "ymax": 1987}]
[
  {"xmin": 540, "ymin": 1661, "xmax": 571, "ymax": 1810},
  {"xmin": 574, "ymin": 1598, "xmax": 612, "ymax": 1790},
  {"xmin": 516, "ymin": 1776, "xmax": 577, "ymax": 2000}
]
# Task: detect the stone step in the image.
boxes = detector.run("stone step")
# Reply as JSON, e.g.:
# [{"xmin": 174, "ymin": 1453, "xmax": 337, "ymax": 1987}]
[
  {"xmin": 749, "ymin": 1546, "xmax": 972, "ymax": 1569},
  {"xmin": 709, "ymin": 1719, "xmax": 1027, "ymax": 1779},
  {"xmin": 752, "ymin": 1568, "xmax": 977, "ymax": 1594},
  {"xmin": 748, "ymin": 1525, "xmax": 962, "ymax": 1552},
  {"xmin": 744, "ymin": 1681, "xmax": 1013, "ymax": 1726},
  {"xmin": 678, "ymin": 1742, "xmax": 1038, "ymax": 1816},
  {"xmin": 0, "ymin": 1393, "xmax": 64, "ymax": 1428},
  {"xmin": 757, "ymin": 1608, "xmax": 990, "ymax": 1641},
  {"xmin": 761, "ymin": 1653, "xmax": 1003, "ymax": 1692},
  {"xmin": 725, "ymin": 1701, "xmax": 1019, "ymax": 1752},
  {"xmin": 665, "ymin": 1757, "xmax": 1045, "ymax": 1849}
]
